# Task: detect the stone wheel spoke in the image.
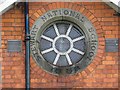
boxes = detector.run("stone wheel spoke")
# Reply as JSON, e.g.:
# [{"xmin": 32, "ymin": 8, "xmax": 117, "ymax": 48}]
[
  {"xmin": 72, "ymin": 48, "xmax": 84, "ymax": 55},
  {"xmin": 66, "ymin": 54, "xmax": 72, "ymax": 65},
  {"xmin": 53, "ymin": 54, "xmax": 60, "ymax": 65},
  {"xmin": 53, "ymin": 24, "xmax": 60, "ymax": 36},
  {"xmin": 41, "ymin": 35, "xmax": 53, "ymax": 42},
  {"xmin": 73, "ymin": 36, "xmax": 85, "ymax": 42},
  {"xmin": 66, "ymin": 24, "xmax": 73, "ymax": 36},
  {"xmin": 41, "ymin": 48, "xmax": 53, "ymax": 54}
]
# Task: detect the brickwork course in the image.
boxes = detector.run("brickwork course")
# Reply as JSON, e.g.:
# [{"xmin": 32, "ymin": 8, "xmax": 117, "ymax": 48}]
[{"xmin": 1, "ymin": 2, "xmax": 119, "ymax": 89}]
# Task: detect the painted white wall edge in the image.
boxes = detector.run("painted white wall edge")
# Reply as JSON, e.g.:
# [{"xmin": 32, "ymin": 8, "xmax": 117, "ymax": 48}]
[{"xmin": 0, "ymin": 0, "xmax": 120, "ymax": 14}]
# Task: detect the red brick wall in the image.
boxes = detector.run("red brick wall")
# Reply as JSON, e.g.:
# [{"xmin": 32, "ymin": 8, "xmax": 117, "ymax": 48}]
[
  {"xmin": 2, "ymin": 7, "xmax": 25, "ymax": 88},
  {"xmin": 1, "ymin": 2, "xmax": 119, "ymax": 88}
]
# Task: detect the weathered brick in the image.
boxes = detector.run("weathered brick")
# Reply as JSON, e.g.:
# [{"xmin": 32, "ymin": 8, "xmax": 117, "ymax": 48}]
[
  {"xmin": 102, "ymin": 18, "xmax": 115, "ymax": 21},
  {"xmin": 33, "ymin": 12, "xmax": 40, "ymax": 18},
  {"xmin": 106, "ymin": 56, "xmax": 113, "ymax": 60},
  {"xmin": 104, "ymin": 78, "xmax": 117, "ymax": 82},
  {"xmin": 2, "ymin": 27, "xmax": 14, "ymax": 31},
  {"xmin": 102, "ymin": 61, "xmax": 116, "ymax": 65},
  {"xmin": 2, "ymin": 19, "xmax": 14, "ymax": 23}
]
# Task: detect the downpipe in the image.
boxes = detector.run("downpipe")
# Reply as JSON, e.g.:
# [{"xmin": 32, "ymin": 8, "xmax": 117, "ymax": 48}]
[{"xmin": 24, "ymin": 1, "xmax": 30, "ymax": 90}]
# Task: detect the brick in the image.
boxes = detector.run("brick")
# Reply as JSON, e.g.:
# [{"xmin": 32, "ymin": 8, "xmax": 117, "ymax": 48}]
[
  {"xmin": 31, "ymin": 15, "xmax": 37, "ymax": 21},
  {"xmin": 2, "ymin": 19, "xmax": 14, "ymax": 23},
  {"xmin": 112, "ymin": 22, "xmax": 119, "ymax": 25},
  {"xmin": 112, "ymin": 31, "xmax": 118, "ymax": 34},
  {"xmin": 68, "ymin": 3, "xmax": 73, "ymax": 9},
  {"xmin": 95, "ymin": 6, "xmax": 105, "ymax": 12},
  {"xmin": 76, "ymin": 73, "xmax": 82, "ymax": 80},
  {"xmin": 93, "ymin": 22, "xmax": 100, "ymax": 27},
  {"xmin": 6, "ymin": 36, "xmax": 15, "ymax": 39},
  {"xmin": 2, "ymin": 84, "xmax": 12, "ymax": 88},
  {"xmin": 15, "ymin": 10, "xmax": 22, "ymax": 14},
  {"xmin": 105, "ymin": 65, "xmax": 118, "ymax": 70},
  {"xmin": 12, "ymin": 32, "xmax": 22, "ymax": 35},
  {"xmin": 3, "ymin": 79, "xmax": 14, "ymax": 83},
  {"xmin": 104, "ymin": 13, "xmax": 113, "ymax": 17},
  {"xmin": 41, "ymin": 8, "xmax": 46, "ymax": 14},
  {"xmin": 3, "ymin": 23, "xmax": 12, "ymax": 26},
  {"xmin": 82, "ymin": 9, "xmax": 89, "ymax": 16},
  {"xmin": 4, "ymin": 31, "xmax": 12, "ymax": 35},
  {"xmin": 106, "ymin": 74, "xmax": 113, "ymax": 78},
  {"xmin": 105, "ymin": 31, "xmax": 111, "ymax": 34},
  {"xmin": 105, "ymin": 35, "xmax": 116, "ymax": 38},
  {"xmin": 87, "ymin": 66, "xmax": 94, "ymax": 72},
  {"xmin": 2, "ymin": 66, "xmax": 11, "ymax": 70},
  {"xmin": 1, "ymin": 44, "xmax": 6, "ymax": 48},
  {"xmin": 84, "ymin": 78, "xmax": 96, "ymax": 82},
  {"xmin": 81, "ymin": 71, "xmax": 87, "ymax": 77},
  {"xmin": 29, "ymin": 10, "xmax": 34, "ymax": 16},
  {"xmin": 101, "ymin": 22, "xmax": 112, "ymax": 26},
  {"xmin": 3, "ymin": 14, "xmax": 12, "ymax": 18},
  {"xmin": 12, "ymin": 14, "xmax": 24, "ymax": 18},
  {"xmin": 64, "ymin": 2, "xmax": 69, "ymax": 9},
  {"xmin": 94, "ymin": 5, "xmax": 104, "ymax": 9},
  {"xmin": 15, "ymin": 19, "xmax": 22, "ymax": 23},
  {"xmin": 113, "ymin": 74, "xmax": 118, "ymax": 78},
  {"xmin": 0, "ymin": 57, "xmax": 3, "ymax": 61},
  {"xmin": 97, "ymin": 17, "xmax": 102, "ymax": 21},
  {"xmin": 97, "ymin": 65, "xmax": 105, "ymax": 69},
  {"xmin": 103, "ymin": 70, "xmax": 118, "ymax": 74},
  {"xmin": 79, "ymin": 7, "xmax": 85, "ymax": 13},
  {"xmin": 14, "ymin": 84, "xmax": 24, "ymax": 88},
  {"xmin": 94, "ymin": 12, "xmax": 104, "ymax": 17},
  {"xmin": 88, "ymin": 14, "xmax": 95, "ymax": 20},
  {"xmin": 47, "ymin": 3, "xmax": 53, "ymax": 10},
  {"xmin": 52, "ymin": 3, "xmax": 57, "ymax": 10},
  {"xmin": 12, "ymin": 23, "xmax": 24, "ymax": 27},
  {"xmin": 71, "ymin": 4, "xmax": 77, "ymax": 10},
  {"xmin": 84, "ymin": 2, "xmax": 95, "ymax": 5},
  {"xmin": 102, "ymin": 61, "xmax": 116, "ymax": 65},
  {"xmin": 33, "ymin": 12, "xmax": 40, "ymax": 18},
  {"xmin": 56, "ymin": 2, "xmax": 61, "ymax": 9},
  {"xmin": 98, "ymin": 45, "xmax": 104, "ymax": 50},
  {"xmin": 102, "ymin": 18, "xmax": 115, "ymax": 21},
  {"xmin": 84, "ymin": 68, "xmax": 91, "ymax": 75},
  {"xmin": 2, "ymin": 27, "xmax": 14, "ymax": 31},
  {"xmin": 41, "ymin": 79, "xmax": 47, "ymax": 83},
  {"xmin": 104, "ymin": 78, "xmax": 117, "ymax": 82},
  {"xmin": 4, "ymin": 75, "xmax": 11, "ymax": 79},
  {"xmin": 102, "ymin": 9, "xmax": 114, "ymax": 14},
  {"xmin": 95, "ymin": 70, "xmax": 103, "ymax": 74},
  {"xmin": 60, "ymin": 2, "xmax": 65, "ymax": 8},
  {"xmin": 94, "ymin": 74, "xmax": 106, "ymax": 78},
  {"xmin": 85, "ymin": 12, "xmax": 92, "ymax": 18},
  {"xmin": 106, "ymin": 56, "xmax": 113, "ymax": 60}
]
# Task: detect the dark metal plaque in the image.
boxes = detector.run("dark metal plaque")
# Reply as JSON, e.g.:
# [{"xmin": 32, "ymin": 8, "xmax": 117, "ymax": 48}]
[
  {"xmin": 7, "ymin": 40, "xmax": 22, "ymax": 52},
  {"xmin": 105, "ymin": 39, "xmax": 118, "ymax": 52}
]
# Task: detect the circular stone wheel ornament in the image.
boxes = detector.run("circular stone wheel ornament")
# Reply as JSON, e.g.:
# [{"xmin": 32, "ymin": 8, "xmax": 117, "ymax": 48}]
[{"xmin": 30, "ymin": 9, "xmax": 98, "ymax": 75}]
